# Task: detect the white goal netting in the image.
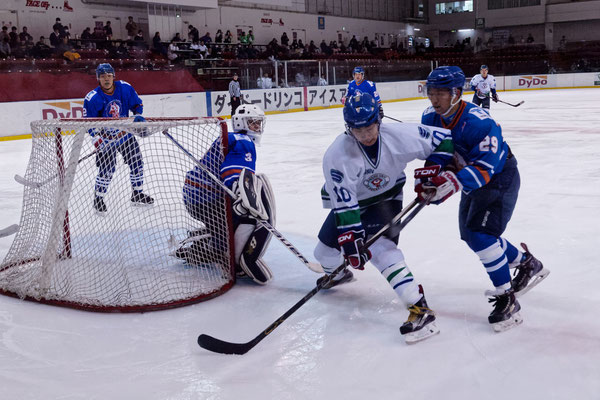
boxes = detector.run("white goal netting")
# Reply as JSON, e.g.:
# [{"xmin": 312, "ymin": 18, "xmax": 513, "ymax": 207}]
[{"xmin": 0, "ymin": 117, "xmax": 235, "ymax": 311}]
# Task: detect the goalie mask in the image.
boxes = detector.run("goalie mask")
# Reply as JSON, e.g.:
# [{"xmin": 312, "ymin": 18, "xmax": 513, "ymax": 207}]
[{"xmin": 232, "ymin": 104, "xmax": 266, "ymax": 145}]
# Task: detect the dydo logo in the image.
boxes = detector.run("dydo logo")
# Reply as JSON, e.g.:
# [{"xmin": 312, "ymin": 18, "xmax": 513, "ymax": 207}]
[
  {"xmin": 42, "ymin": 101, "xmax": 84, "ymax": 120},
  {"xmin": 518, "ymin": 75, "xmax": 548, "ymax": 88},
  {"xmin": 417, "ymin": 81, "xmax": 427, "ymax": 95}
]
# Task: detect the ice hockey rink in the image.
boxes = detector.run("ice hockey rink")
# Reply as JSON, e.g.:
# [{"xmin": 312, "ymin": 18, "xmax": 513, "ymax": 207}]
[{"xmin": 1, "ymin": 88, "xmax": 599, "ymax": 399}]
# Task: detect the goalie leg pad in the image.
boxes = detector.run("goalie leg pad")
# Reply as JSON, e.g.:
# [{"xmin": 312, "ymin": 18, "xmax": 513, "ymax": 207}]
[{"xmin": 236, "ymin": 177, "xmax": 276, "ymax": 284}]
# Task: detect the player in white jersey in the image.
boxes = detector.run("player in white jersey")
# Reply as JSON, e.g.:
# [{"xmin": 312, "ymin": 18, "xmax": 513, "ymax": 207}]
[
  {"xmin": 313, "ymin": 93, "xmax": 453, "ymax": 343},
  {"xmin": 470, "ymin": 65, "xmax": 498, "ymax": 110}
]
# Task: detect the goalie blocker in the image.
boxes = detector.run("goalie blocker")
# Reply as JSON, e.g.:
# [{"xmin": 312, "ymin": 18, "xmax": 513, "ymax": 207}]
[{"xmin": 233, "ymin": 169, "xmax": 276, "ymax": 285}]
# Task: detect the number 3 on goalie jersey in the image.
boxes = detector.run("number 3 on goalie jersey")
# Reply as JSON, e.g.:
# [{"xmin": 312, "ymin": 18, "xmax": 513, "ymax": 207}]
[{"xmin": 333, "ymin": 186, "xmax": 352, "ymax": 202}]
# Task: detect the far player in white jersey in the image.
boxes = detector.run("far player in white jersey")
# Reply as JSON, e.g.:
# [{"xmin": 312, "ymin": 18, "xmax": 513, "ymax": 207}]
[
  {"xmin": 470, "ymin": 64, "xmax": 498, "ymax": 110},
  {"xmin": 313, "ymin": 92, "xmax": 453, "ymax": 343}
]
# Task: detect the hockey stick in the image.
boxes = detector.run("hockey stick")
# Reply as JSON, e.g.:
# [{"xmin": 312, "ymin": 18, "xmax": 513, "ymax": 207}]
[
  {"xmin": 14, "ymin": 150, "xmax": 98, "ymax": 189},
  {"xmin": 384, "ymin": 115, "xmax": 403, "ymax": 123},
  {"xmin": 197, "ymin": 196, "xmax": 426, "ymax": 355},
  {"xmin": 0, "ymin": 224, "xmax": 19, "ymax": 238},
  {"xmin": 496, "ymin": 98, "xmax": 524, "ymax": 108},
  {"xmin": 162, "ymin": 130, "xmax": 324, "ymax": 274}
]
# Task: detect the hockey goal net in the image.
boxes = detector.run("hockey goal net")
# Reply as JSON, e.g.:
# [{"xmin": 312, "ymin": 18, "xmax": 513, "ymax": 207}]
[{"xmin": 0, "ymin": 117, "xmax": 235, "ymax": 312}]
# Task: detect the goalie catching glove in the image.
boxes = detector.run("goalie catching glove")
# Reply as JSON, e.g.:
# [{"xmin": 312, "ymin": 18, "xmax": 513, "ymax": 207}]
[
  {"xmin": 232, "ymin": 168, "xmax": 269, "ymax": 221},
  {"xmin": 338, "ymin": 229, "xmax": 371, "ymax": 270}
]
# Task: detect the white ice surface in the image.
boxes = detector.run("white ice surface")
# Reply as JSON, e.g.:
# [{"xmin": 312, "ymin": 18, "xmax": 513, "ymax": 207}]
[{"xmin": 1, "ymin": 89, "xmax": 599, "ymax": 399}]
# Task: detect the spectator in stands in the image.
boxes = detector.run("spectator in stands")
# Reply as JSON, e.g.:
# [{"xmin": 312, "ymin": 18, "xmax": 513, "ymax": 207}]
[
  {"xmin": 191, "ymin": 39, "xmax": 208, "ymax": 59},
  {"xmin": 172, "ymin": 32, "xmax": 183, "ymax": 42},
  {"xmin": 8, "ymin": 27, "xmax": 18, "ymax": 49},
  {"xmin": 320, "ymin": 39, "xmax": 332, "ymax": 56},
  {"xmin": 57, "ymin": 35, "xmax": 80, "ymax": 62},
  {"xmin": 81, "ymin": 27, "xmax": 94, "ymax": 49},
  {"xmin": 49, "ymin": 27, "xmax": 61, "ymax": 47},
  {"xmin": 215, "ymin": 29, "xmax": 223, "ymax": 43},
  {"xmin": 133, "ymin": 30, "xmax": 146, "ymax": 48},
  {"xmin": 526, "ymin": 33, "xmax": 534, "ymax": 43},
  {"xmin": 200, "ymin": 32, "xmax": 212, "ymax": 44},
  {"xmin": 115, "ymin": 41, "xmax": 129, "ymax": 58},
  {"xmin": 559, "ymin": 35, "xmax": 567, "ymax": 51},
  {"xmin": 104, "ymin": 21, "xmax": 113, "ymax": 40},
  {"xmin": 126, "ymin": 17, "xmax": 137, "ymax": 41},
  {"xmin": 348, "ymin": 35, "xmax": 358, "ymax": 52},
  {"xmin": 308, "ymin": 40, "xmax": 318, "ymax": 54},
  {"xmin": 224, "ymin": 30, "xmax": 233, "ymax": 44},
  {"xmin": 0, "ymin": 26, "xmax": 8, "ymax": 43},
  {"xmin": 32, "ymin": 36, "xmax": 52, "ymax": 58},
  {"xmin": 167, "ymin": 39, "xmax": 179, "ymax": 61},
  {"xmin": 0, "ymin": 37, "xmax": 11, "ymax": 58},
  {"xmin": 188, "ymin": 25, "xmax": 199, "ymax": 42},
  {"xmin": 317, "ymin": 74, "xmax": 327, "ymax": 86},
  {"xmin": 281, "ymin": 32, "xmax": 290, "ymax": 47},
  {"xmin": 298, "ymin": 39, "xmax": 305, "ymax": 50},
  {"xmin": 257, "ymin": 73, "xmax": 273, "ymax": 89},
  {"xmin": 53, "ymin": 18, "xmax": 64, "ymax": 35},
  {"xmin": 247, "ymin": 30, "xmax": 255, "ymax": 44},
  {"xmin": 290, "ymin": 39, "xmax": 298, "ymax": 50},
  {"xmin": 153, "ymin": 31, "xmax": 166, "ymax": 56},
  {"xmin": 229, "ymin": 73, "xmax": 241, "ymax": 115},
  {"xmin": 19, "ymin": 27, "xmax": 33, "ymax": 45},
  {"xmin": 239, "ymin": 31, "xmax": 248, "ymax": 45}
]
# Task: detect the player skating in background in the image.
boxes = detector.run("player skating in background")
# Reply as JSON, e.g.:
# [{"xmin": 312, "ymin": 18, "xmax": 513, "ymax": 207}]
[
  {"xmin": 470, "ymin": 64, "xmax": 498, "ymax": 110},
  {"xmin": 314, "ymin": 92, "xmax": 454, "ymax": 343},
  {"xmin": 417, "ymin": 66, "xmax": 549, "ymax": 332},
  {"xmin": 176, "ymin": 105, "xmax": 276, "ymax": 284},
  {"xmin": 83, "ymin": 63, "xmax": 154, "ymax": 213},
  {"xmin": 342, "ymin": 66, "xmax": 384, "ymax": 119}
]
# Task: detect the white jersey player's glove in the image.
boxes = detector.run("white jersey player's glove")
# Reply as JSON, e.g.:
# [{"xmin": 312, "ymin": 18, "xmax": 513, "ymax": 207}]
[{"xmin": 337, "ymin": 229, "xmax": 371, "ymax": 270}]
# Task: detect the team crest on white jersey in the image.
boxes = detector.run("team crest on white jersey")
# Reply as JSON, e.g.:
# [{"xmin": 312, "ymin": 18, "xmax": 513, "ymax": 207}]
[{"xmin": 363, "ymin": 173, "xmax": 390, "ymax": 191}]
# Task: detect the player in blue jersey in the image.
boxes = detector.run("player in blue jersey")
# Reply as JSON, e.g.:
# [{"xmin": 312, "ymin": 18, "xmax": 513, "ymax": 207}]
[
  {"xmin": 415, "ymin": 66, "xmax": 549, "ymax": 332},
  {"xmin": 83, "ymin": 63, "xmax": 154, "ymax": 213},
  {"xmin": 343, "ymin": 66, "xmax": 384, "ymax": 119},
  {"xmin": 176, "ymin": 105, "xmax": 276, "ymax": 284}
]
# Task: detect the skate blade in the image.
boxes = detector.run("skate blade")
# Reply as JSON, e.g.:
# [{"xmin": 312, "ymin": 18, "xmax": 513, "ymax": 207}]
[
  {"xmin": 404, "ymin": 322, "xmax": 440, "ymax": 344},
  {"xmin": 492, "ymin": 312, "xmax": 523, "ymax": 332},
  {"xmin": 94, "ymin": 210, "xmax": 107, "ymax": 216},
  {"xmin": 515, "ymin": 268, "xmax": 550, "ymax": 298},
  {"xmin": 131, "ymin": 202, "xmax": 154, "ymax": 208}
]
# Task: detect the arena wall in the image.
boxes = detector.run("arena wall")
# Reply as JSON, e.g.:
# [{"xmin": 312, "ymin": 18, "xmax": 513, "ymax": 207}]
[{"xmin": 1, "ymin": 72, "xmax": 598, "ymax": 139}]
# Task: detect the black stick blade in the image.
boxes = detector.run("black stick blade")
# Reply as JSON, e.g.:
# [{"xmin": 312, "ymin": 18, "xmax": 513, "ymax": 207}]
[{"xmin": 197, "ymin": 334, "xmax": 254, "ymax": 355}]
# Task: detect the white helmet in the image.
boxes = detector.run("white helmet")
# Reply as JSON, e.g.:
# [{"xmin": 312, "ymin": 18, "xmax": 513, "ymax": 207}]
[{"xmin": 232, "ymin": 104, "xmax": 266, "ymax": 145}]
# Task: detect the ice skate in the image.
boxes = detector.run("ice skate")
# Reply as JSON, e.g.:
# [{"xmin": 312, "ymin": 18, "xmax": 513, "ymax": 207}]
[
  {"xmin": 512, "ymin": 243, "xmax": 549, "ymax": 297},
  {"xmin": 486, "ymin": 288, "xmax": 523, "ymax": 332},
  {"xmin": 400, "ymin": 290, "xmax": 440, "ymax": 344},
  {"xmin": 317, "ymin": 268, "xmax": 354, "ymax": 289},
  {"xmin": 93, "ymin": 195, "xmax": 107, "ymax": 214},
  {"xmin": 131, "ymin": 190, "xmax": 154, "ymax": 206}
]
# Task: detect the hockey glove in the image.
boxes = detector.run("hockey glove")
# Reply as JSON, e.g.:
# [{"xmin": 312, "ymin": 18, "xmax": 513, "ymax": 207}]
[
  {"xmin": 338, "ymin": 229, "xmax": 371, "ymax": 270},
  {"xmin": 414, "ymin": 165, "xmax": 441, "ymax": 201},
  {"xmin": 232, "ymin": 169, "xmax": 269, "ymax": 221},
  {"xmin": 133, "ymin": 115, "xmax": 146, "ymax": 122},
  {"xmin": 492, "ymin": 92, "xmax": 499, "ymax": 103},
  {"xmin": 93, "ymin": 137, "xmax": 108, "ymax": 153},
  {"xmin": 417, "ymin": 171, "xmax": 462, "ymax": 205}
]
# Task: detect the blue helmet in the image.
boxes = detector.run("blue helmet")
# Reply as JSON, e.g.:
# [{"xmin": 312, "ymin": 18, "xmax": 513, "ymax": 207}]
[
  {"xmin": 96, "ymin": 63, "xmax": 115, "ymax": 79},
  {"xmin": 425, "ymin": 66, "xmax": 465, "ymax": 90},
  {"xmin": 480, "ymin": 64, "xmax": 489, "ymax": 71},
  {"xmin": 353, "ymin": 66, "xmax": 364, "ymax": 75},
  {"xmin": 343, "ymin": 92, "xmax": 379, "ymax": 129}
]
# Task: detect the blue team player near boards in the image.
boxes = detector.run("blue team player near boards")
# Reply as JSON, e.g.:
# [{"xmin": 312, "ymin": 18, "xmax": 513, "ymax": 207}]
[
  {"xmin": 176, "ymin": 105, "xmax": 276, "ymax": 285},
  {"xmin": 83, "ymin": 63, "xmax": 154, "ymax": 213},
  {"xmin": 415, "ymin": 66, "xmax": 549, "ymax": 332},
  {"xmin": 343, "ymin": 66, "xmax": 384, "ymax": 119}
]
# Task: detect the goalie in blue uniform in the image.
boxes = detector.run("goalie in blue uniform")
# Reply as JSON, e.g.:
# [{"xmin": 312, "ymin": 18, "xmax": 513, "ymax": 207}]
[
  {"xmin": 83, "ymin": 63, "xmax": 154, "ymax": 213},
  {"xmin": 416, "ymin": 66, "xmax": 549, "ymax": 332},
  {"xmin": 176, "ymin": 105, "xmax": 276, "ymax": 284}
]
